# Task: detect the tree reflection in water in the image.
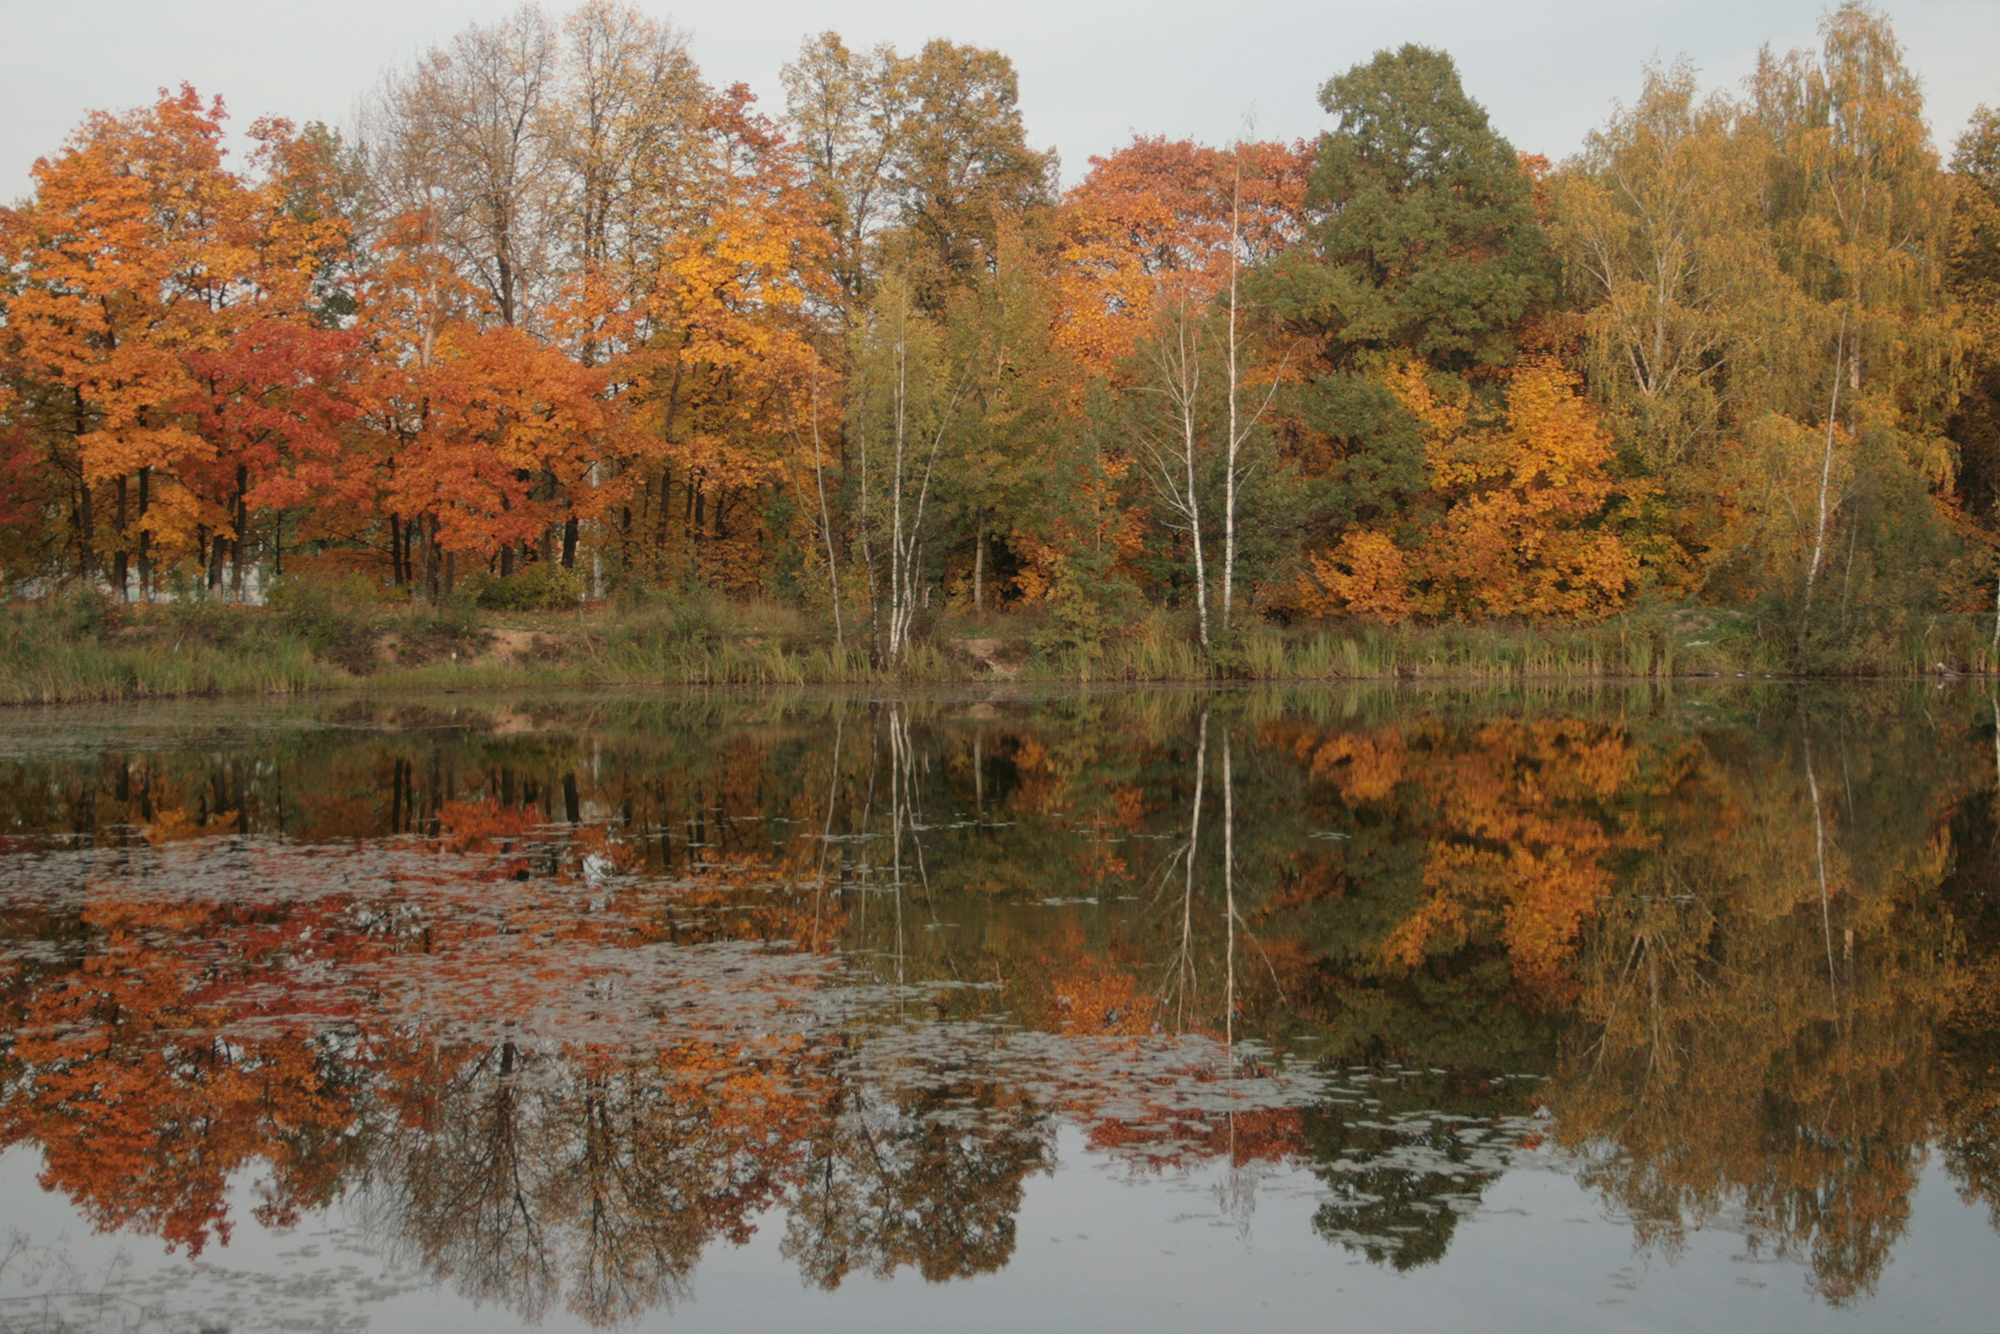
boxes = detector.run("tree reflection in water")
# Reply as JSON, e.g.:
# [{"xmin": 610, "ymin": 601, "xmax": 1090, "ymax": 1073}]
[{"xmin": 2, "ymin": 685, "xmax": 1999, "ymax": 1321}]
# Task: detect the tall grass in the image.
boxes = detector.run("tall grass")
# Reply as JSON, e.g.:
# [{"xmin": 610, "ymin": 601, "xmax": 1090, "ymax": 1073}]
[
  {"xmin": 1045, "ymin": 609, "xmax": 1774, "ymax": 684},
  {"xmin": 4, "ymin": 589, "xmax": 1989, "ymax": 707},
  {"xmin": 0, "ymin": 594, "xmax": 351, "ymax": 705}
]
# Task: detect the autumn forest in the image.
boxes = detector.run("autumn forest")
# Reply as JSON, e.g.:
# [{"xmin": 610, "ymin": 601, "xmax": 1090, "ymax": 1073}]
[{"xmin": 3, "ymin": 2, "xmax": 1998, "ymax": 676}]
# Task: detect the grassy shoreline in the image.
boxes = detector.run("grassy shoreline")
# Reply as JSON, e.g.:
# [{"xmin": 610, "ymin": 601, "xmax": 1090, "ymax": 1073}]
[{"xmin": 3, "ymin": 593, "xmax": 1996, "ymax": 707}]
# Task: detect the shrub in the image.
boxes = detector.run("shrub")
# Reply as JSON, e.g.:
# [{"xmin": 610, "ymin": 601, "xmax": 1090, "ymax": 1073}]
[
  {"xmin": 51, "ymin": 586, "xmax": 122, "ymax": 639},
  {"xmin": 468, "ymin": 563, "xmax": 583, "ymax": 611},
  {"xmin": 160, "ymin": 595, "xmax": 268, "ymax": 647},
  {"xmin": 267, "ymin": 573, "xmax": 386, "ymax": 669}
]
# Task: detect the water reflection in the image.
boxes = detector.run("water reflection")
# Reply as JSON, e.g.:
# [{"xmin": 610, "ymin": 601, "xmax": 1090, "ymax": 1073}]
[{"xmin": 1, "ymin": 684, "xmax": 1997, "ymax": 1324}]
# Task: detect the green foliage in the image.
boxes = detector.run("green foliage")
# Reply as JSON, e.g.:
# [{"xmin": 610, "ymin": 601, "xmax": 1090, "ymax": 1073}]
[
  {"xmin": 0, "ymin": 594, "xmax": 352, "ymax": 704},
  {"xmin": 385, "ymin": 596, "xmax": 486, "ymax": 662},
  {"xmin": 464, "ymin": 562, "xmax": 584, "ymax": 611},
  {"xmin": 268, "ymin": 573, "xmax": 385, "ymax": 668},
  {"xmin": 0, "ymin": 11, "xmax": 1988, "ymax": 688},
  {"xmin": 1258, "ymin": 44, "xmax": 1554, "ymax": 556},
  {"xmin": 1295, "ymin": 372, "xmax": 1429, "ymax": 533},
  {"xmin": 157, "ymin": 598, "xmax": 258, "ymax": 648},
  {"xmin": 1029, "ymin": 548, "xmax": 1131, "ymax": 668},
  {"xmin": 50, "ymin": 585, "xmax": 123, "ymax": 638},
  {"xmin": 1950, "ymin": 105, "xmax": 2000, "ymax": 533},
  {"xmin": 894, "ymin": 41, "xmax": 1053, "ymax": 298},
  {"xmin": 1284, "ymin": 44, "xmax": 1552, "ymax": 373}
]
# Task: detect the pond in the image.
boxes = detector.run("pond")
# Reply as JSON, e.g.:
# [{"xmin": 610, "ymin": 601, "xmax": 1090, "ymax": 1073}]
[{"xmin": 1, "ymin": 682, "xmax": 1998, "ymax": 1332}]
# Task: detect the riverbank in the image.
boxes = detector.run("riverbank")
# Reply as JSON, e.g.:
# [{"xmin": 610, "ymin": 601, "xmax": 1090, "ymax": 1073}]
[{"xmin": 2, "ymin": 591, "xmax": 1992, "ymax": 706}]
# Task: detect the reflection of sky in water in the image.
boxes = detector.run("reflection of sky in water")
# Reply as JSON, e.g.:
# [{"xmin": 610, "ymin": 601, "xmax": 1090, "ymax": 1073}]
[{"xmin": 6, "ymin": 1135, "xmax": 1999, "ymax": 1333}]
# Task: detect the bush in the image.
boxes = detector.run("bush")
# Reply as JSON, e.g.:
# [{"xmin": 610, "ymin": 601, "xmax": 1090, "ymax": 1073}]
[
  {"xmin": 1030, "ymin": 548, "xmax": 1140, "ymax": 667},
  {"xmin": 594, "ymin": 592, "xmax": 743, "ymax": 671},
  {"xmin": 267, "ymin": 573, "xmax": 387, "ymax": 669},
  {"xmin": 467, "ymin": 562, "xmax": 583, "ymax": 611},
  {"xmin": 381, "ymin": 597, "xmax": 489, "ymax": 666},
  {"xmin": 51, "ymin": 586, "xmax": 122, "ymax": 639}
]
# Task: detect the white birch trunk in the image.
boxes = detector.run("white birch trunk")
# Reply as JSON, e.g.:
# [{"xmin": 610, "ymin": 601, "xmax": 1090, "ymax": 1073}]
[
  {"xmin": 1222, "ymin": 156, "xmax": 1241, "ymax": 637},
  {"xmin": 806, "ymin": 372, "xmax": 845, "ymax": 655},
  {"xmin": 1799, "ymin": 330, "xmax": 1845, "ymax": 656}
]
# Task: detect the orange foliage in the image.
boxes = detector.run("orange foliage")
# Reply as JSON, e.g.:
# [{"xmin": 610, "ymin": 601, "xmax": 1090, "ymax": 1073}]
[
  {"xmin": 2, "ymin": 89, "xmax": 359, "ymax": 583},
  {"xmin": 1055, "ymin": 136, "xmax": 1309, "ymax": 376},
  {"xmin": 1416, "ymin": 361, "xmax": 1638, "ymax": 619},
  {"xmin": 1271, "ymin": 714, "xmax": 1643, "ymax": 994},
  {"xmin": 1302, "ymin": 361, "xmax": 1637, "ymax": 622},
  {"xmin": 1298, "ymin": 531, "xmax": 1414, "ymax": 623}
]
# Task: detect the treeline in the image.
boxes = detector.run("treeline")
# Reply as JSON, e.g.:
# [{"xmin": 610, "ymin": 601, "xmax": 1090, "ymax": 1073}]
[{"xmin": 2, "ymin": 1, "xmax": 1996, "ymax": 668}]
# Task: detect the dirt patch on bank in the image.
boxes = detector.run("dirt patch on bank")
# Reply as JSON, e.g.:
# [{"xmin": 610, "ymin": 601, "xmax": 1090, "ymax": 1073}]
[{"xmin": 952, "ymin": 637, "xmax": 1029, "ymax": 679}]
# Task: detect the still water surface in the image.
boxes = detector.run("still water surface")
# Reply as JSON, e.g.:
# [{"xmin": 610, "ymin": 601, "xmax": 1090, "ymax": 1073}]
[{"xmin": 1, "ymin": 683, "xmax": 1998, "ymax": 1331}]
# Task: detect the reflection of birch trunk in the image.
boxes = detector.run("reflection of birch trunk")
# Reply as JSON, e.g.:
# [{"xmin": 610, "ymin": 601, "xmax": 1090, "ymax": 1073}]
[
  {"xmin": 812, "ymin": 707, "xmax": 845, "ymax": 956},
  {"xmin": 1217, "ymin": 728, "xmax": 1257, "ymax": 1239},
  {"xmin": 1806, "ymin": 740, "xmax": 1839, "ymax": 1019},
  {"xmin": 888, "ymin": 707, "xmax": 908, "ymax": 991},
  {"xmin": 1222, "ymin": 726, "xmax": 1236, "ymax": 1061},
  {"xmin": 972, "ymin": 733, "xmax": 984, "ymax": 814},
  {"xmin": 891, "ymin": 706, "xmax": 931, "ymax": 907},
  {"xmin": 854, "ymin": 709, "xmax": 880, "ymax": 936},
  {"xmin": 882, "ymin": 706, "xmax": 937, "ymax": 997},
  {"xmin": 1171, "ymin": 710, "xmax": 1210, "ymax": 1029}
]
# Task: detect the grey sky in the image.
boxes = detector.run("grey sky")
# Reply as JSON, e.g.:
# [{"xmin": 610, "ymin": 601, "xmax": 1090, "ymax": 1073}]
[{"xmin": 4, "ymin": 0, "xmax": 1996, "ymax": 201}]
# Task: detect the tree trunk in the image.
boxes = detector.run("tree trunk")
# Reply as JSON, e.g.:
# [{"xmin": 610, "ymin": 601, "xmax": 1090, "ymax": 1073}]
[
  {"xmin": 807, "ymin": 375, "xmax": 845, "ymax": 653},
  {"xmin": 655, "ymin": 464, "xmax": 673, "ymax": 560},
  {"xmin": 77, "ymin": 476, "xmax": 94, "ymax": 583},
  {"xmin": 889, "ymin": 328, "xmax": 909, "ymax": 658},
  {"xmin": 1186, "ymin": 402, "xmax": 1209, "ymax": 652},
  {"xmin": 136, "ymin": 467, "xmax": 152, "ymax": 603},
  {"xmin": 114, "ymin": 475, "xmax": 129, "ymax": 603},
  {"xmin": 231, "ymin": 464, "xmax": 248, "ymax": 600},
  {"xmin": 423, "ymin": 514, "xmax": 441, "ymax": 602},
  {"xmin": 1222, "ymin": 155, "xmax": 1242, "ymax": 637},
  {"xmin": 973, "ymin": 513, "xmax": 986, "ymax": 614},
  {"xmin": 1798, "ymin": 332, "xmax": 1846, "ymax": 662}
]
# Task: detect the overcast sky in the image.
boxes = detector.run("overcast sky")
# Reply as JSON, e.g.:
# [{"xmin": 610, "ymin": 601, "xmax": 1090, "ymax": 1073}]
[{"xmin": 5, "ymin": 0, "xmax": 1996, "ymax": 201}]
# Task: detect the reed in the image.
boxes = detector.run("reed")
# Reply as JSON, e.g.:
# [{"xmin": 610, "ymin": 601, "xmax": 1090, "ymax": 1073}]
[
  {"xmin": 0, "ymin": 595, "xmax": 352, "ymax": 705},
  {"xmin": 6, "ymin": 591, "xmax": 1991, "ymax": 707}
]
